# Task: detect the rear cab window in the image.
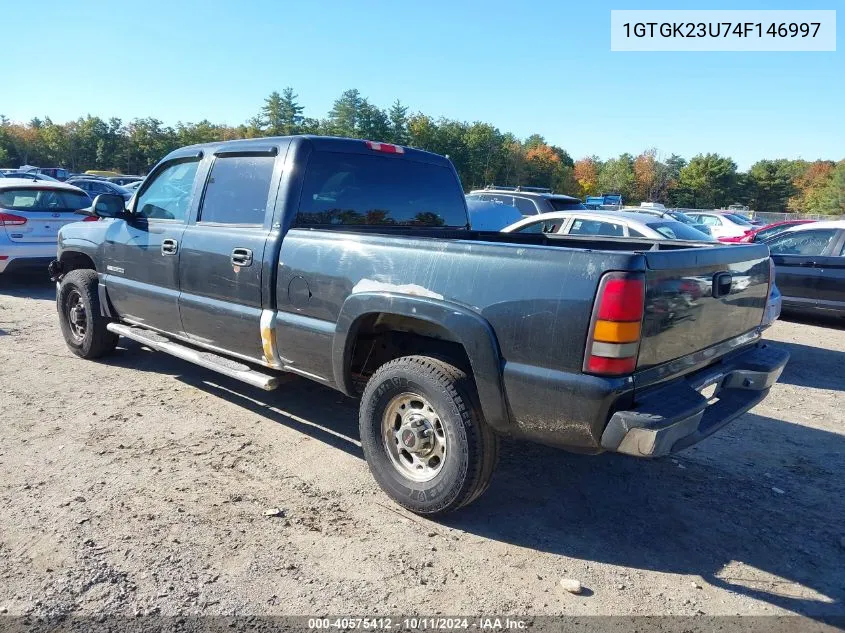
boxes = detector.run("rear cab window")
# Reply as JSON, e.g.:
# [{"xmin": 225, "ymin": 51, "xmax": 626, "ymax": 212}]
[
  {"xmin": 0, "ymin": 188, "xmax": 90, "ymax": 211},
  {"xmin": 296, "ymin": 152, "xmax": 468, "ymax": 228}
]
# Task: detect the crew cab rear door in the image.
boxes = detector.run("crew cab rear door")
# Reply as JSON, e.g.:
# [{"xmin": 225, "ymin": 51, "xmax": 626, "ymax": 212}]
[{"xmin": 177, "ymin": 144, "xmax": 287, "ymax": 363}]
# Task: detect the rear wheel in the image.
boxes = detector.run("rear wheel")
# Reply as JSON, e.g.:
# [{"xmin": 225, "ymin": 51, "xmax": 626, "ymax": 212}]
[
  {"xmin": 359, "ymin": 355, "xmax": 499, "ymax": 515},
  {"xmin": 58, "ymin": 269, "xmax": 118, "ymax": 359}
]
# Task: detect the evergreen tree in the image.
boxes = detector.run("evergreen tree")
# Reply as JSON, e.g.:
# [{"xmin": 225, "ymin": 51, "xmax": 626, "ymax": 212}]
[
  {"xmin": 388, "ymin": 100, "xmax": 408, "ymax": 145},
  {"xmin": 327, "ymin": 89, "xmax": 363, "ymax": 137}
]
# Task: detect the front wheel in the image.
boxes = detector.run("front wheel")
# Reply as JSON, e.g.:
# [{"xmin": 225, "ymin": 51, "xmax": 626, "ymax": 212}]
[
  {"xmin": 359, "ymin": 355, "xmax": 499, "ymax": 515},
  {"xmin": 57, "ymin": 269, "xmax": 118, "ymax": 359}
]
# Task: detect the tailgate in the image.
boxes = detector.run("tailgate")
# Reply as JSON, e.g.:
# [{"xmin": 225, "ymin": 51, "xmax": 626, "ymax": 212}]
[{"xmin": 637, "ymin": 243, "xmax": 771, "ymax": 369}]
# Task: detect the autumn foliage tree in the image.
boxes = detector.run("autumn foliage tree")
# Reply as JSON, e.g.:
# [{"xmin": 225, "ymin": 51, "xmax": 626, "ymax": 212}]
[{"xmin": 574, "ymin": 157, "xmax": 599, "ymax": 197}]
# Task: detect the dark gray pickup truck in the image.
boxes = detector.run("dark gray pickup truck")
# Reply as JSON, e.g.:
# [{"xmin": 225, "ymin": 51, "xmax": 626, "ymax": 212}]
[{"xmin": 51, "ymin": 136, "xmax": 788, "ymax": 515}]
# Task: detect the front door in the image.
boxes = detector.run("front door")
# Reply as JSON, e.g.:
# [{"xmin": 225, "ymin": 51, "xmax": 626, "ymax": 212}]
[
  {"xmin": 103, "ymin": 157, "xmax": 202, "ymax": 335},
  {"xmin": 178, "ymin": 149, "xmax": 282, "ymax": 362}
]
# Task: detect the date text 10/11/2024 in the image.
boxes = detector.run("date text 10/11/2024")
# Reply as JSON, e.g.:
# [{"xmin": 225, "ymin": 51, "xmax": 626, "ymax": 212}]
[{"xmin": 307, "ymin": 617, "xmax": 529, "ymax": 630}]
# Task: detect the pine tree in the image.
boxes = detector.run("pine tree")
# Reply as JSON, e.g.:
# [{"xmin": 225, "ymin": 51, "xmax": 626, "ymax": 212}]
[
  {"xmin": 277, "ymin": 87, "xmax": 304, "ymax": 135},
  {"xmin": 327, "ymin": 89, "xmax": 363, "ymax": 137},
  {"xmin": 261, "ymin": 91, "xmax": 284, "ymax": 135},
  {"xmin": 388, "ymin": 100, "xmax": 408, "ymax": 145}
]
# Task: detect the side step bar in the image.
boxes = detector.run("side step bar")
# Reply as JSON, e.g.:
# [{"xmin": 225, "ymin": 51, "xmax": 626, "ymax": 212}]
[{"xmin": 106, "ymin": 323, "xmax": 279, "ymax": 391}]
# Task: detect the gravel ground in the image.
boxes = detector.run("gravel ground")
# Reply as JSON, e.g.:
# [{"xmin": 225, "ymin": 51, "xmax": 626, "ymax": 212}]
[{"xmin": 1, "ymin": 273, "xmax": 843, "ymax": 621}]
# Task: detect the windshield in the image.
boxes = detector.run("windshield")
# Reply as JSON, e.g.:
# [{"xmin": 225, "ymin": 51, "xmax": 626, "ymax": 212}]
[
  {"xmin": 724, "ymin": 213, "xmax": 753, "ymax": 226},
  {"xmin": 547, "ymin": 198, "xmax": 586, "ymax": 211},
  {"xmin": 0, "ymin": 188, "xmax": 91, "ymax": 211},
  {"xmin": 650, "ymin": 221, "xmax": 714, "ymax": 241},
  {"xmin": 668, "ymin": 211, "xmax": 698, "ymax": 225}
]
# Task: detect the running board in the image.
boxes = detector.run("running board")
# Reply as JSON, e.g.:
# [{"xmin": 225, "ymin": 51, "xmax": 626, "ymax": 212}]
[{"xmin": 106, "ymin": 323, "xmax": 279, "ymax": 391}]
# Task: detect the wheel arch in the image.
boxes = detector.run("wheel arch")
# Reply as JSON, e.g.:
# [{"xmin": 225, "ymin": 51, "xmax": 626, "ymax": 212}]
[
  {"xmin": 59, "ymin": 249, "xmax": 97, "ymax": 273},
  {"xmin": 58, "ymin": 245, "xmax": 114, "ymax": 318},
  {"xmin": 333, "ymin": 292, "xmax": 511, "ymax": 433}
]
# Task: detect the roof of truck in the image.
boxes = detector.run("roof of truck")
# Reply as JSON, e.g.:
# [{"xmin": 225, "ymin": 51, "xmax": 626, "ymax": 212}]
[{"xmin": 164, "ymin": 136, "xmax": 452, "ymax": 167}]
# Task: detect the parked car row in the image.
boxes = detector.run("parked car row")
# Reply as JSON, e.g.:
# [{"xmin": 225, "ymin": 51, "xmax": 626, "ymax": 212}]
[
  {"xmin": 0, "ymin": 167, "xmax": 144, "ymax": 187},
  {"xmin": 66, "ymin": 177, "xmax": 134, "ymax": 201}
]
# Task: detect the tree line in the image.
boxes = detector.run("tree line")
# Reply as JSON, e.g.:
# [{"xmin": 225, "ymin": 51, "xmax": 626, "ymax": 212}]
[{"xmin": 1, "ymin": 87, "xmax": 842, "ymax": 214}]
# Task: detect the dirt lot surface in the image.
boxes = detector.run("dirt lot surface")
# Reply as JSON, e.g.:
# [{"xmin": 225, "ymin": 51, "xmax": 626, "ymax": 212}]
[{"xmin": 1, "ymin": 274, "xmax": 844, "ymax": 621}]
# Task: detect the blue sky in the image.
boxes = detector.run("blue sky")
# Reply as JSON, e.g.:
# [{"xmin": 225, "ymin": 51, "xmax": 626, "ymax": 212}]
[{"xmin": 1, "ymin": 0, "xmax": 841, "ymax": 170}]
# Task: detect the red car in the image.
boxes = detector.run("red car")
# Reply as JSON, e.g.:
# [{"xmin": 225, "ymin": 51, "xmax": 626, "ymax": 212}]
[{"xmin": 728, "ymin": 219, "xmax": 816, "ymax": 244}]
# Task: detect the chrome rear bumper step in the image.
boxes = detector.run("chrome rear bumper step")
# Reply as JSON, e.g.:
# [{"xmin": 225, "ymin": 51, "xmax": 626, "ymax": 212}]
[{"xmin": 106, "ymin": 323, "xmax": 279, "ymax": 391}]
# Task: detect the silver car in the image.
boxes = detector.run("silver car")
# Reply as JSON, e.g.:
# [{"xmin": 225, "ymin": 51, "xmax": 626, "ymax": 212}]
[
  {"xmin": 502, "ymin": 210, "xmax": 715, "ymax": 241},
  {"xmin": 0, "ymin": 179, "xmax": 93, "ymax": 274}
]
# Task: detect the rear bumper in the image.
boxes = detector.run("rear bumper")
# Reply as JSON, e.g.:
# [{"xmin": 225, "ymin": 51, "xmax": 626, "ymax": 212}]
[
  {"xmin": 600, "ymin": 342, "xmax": 789, "ymax": 458},
  {"xmin": 0, "ymin": 236, "xmax": 56, "ymax": 274},
  {"xmin": 761, "ymin": 283, "xmax": 782, "ymax": 329},
  {"xmin": 0, "ymin": 255, "xmax": 55, "ymax": 275}
]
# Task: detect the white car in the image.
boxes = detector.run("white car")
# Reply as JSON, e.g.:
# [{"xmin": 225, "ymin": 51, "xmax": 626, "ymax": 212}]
[
  {"xmin": 0, "ymin": 179, "xmax": 94, "ymax": 274},
  {"xmin": 501, "ymin": 210, "xmax": 714, "ymax": 241},
  {"xmin": 685, "ymin": 211, "xmax": 753, "ymax": 241}
]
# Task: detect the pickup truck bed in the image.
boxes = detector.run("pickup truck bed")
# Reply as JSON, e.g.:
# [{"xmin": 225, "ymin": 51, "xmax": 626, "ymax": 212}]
[{"xmin": 52, "ymin": 135, "xmax": 788, "ymax": 515}]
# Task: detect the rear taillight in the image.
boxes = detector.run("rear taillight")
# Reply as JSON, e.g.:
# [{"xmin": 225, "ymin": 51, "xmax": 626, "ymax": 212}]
[
  {"xmin": 0, "ymin": 212, "xmax": 27, "ymax": 226},
  {"xmin": 364, "ymin": 140, "xmax": 405, "ymax": 154},
  {"xmin": 82, "ymin": 216, "xmax": 99, "ymax": 222},
  {"xmin": 584, "ymin": 273, "xmax": 645, "ymax": 376}
]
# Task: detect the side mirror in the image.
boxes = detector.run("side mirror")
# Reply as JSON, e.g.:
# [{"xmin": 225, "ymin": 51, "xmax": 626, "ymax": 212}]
[{"xmin": 78, "ymin": 193, "xmax": 126, "ymax": 219}]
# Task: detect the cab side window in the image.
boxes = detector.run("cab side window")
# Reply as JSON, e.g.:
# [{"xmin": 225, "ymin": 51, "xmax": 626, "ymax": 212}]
[
  {"xmin": 135, "ymin": 159, "xmax": 200, "ymax": 221},
  {"xmin": 198, "ymin": 155, "xmax": 275, "ymax": 225}
]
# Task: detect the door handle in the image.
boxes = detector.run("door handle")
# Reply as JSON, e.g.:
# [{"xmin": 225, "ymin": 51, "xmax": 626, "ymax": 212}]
[
  {"xmin": 231, "ymin": 247, "xmax": 253, "ymax": 267},
  {"xmin": 799, "ymin": 261, "xmax": 818, "ymax": 267},
  {"xmin": 161, "ymin": 238, "xmax": 178, "ymax": 255}
]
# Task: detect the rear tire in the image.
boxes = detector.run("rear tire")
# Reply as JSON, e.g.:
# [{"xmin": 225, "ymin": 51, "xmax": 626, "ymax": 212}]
[
  {"xmin": 58, "ymin": 269, "xmax": 118, "ymax": 359},
  {"xmin": 359, "ymin": 355, "xmax": 499, "ymax": 515}
]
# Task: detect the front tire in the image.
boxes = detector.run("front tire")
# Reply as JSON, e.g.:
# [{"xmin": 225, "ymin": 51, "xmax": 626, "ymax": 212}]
[
  {"xmin": 58, "ymin": 269, "xmax": 118, "ymax": 359},
  {"xmin": 359, "ymin": 355, "xmax": 499, "ymax": 515}
]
